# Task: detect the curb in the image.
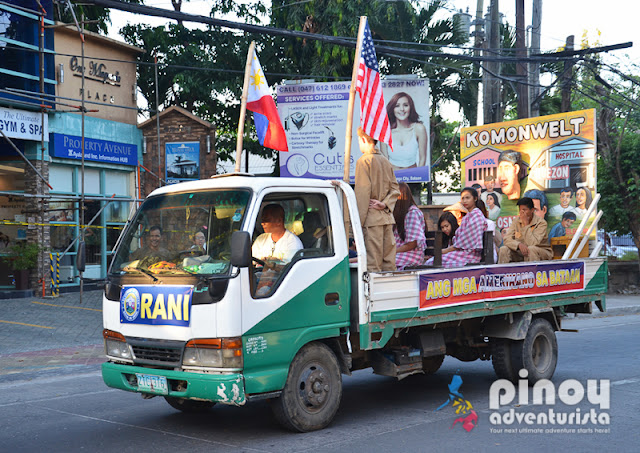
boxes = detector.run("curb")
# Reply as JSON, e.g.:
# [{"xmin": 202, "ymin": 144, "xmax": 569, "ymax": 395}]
[{"xmin": 565, "ymin": 305, "xmax": 640, "ymax": 320}]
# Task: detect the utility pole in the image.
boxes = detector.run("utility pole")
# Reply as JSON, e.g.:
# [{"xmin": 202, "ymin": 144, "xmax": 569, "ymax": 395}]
[
  {"xmin": 530, "ymin": 0, "xmax": 542, "ymax": 117},
  {"xmin": 483, "ymin": 0, "xmax": 500, "ymax": 124},
  {"xmin": 561, "ymin": 35, "xmax": 574, "ymax": 112},
  {"xmin": 515, "ymin": 0, "xmax": 529, "ymax": 118},
  {"xmin": 473, "ymin": 0, "xmax": 484, "ymax": 126}
]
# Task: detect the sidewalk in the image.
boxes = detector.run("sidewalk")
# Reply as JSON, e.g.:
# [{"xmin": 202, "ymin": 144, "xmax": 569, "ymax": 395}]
[{"xmin": 0, "ymin": 290, "xmax": 104, "ymax": 379}]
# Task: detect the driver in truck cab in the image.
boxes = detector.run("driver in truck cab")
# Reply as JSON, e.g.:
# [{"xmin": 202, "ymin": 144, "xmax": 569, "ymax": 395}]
[{"xmin": 252, "ymin": 204, "xmax": 303, "ymax": 296}]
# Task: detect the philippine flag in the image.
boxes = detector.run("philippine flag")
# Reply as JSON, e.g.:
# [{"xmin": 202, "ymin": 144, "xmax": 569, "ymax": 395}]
[{"xmin": 246, "ymin": 50, "xmax": 288, "ymax": 152}]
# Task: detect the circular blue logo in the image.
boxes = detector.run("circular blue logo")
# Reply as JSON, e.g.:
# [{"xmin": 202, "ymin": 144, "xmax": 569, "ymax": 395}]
[{"xmin": 121, "ymin": 288, "xmax": 140, "ymax": 322}]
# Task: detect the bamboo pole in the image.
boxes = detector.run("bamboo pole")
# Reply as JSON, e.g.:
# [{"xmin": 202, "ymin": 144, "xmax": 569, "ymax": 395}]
[
  {"xmin": 235, "ymin": 41, "xmax": 256, "ymax": 173},
  {"xmin": 342, "ymin": 17, "xmax": 367, "ymax": 183}
]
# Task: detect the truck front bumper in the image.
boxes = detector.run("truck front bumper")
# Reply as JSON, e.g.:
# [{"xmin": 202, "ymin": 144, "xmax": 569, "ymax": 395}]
[{"xmin": 102, "ymin": 362, "xmax": 246, "ymax": 406}]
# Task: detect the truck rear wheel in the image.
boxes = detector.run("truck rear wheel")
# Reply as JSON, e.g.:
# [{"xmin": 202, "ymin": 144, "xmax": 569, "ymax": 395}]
[
  {"xmin": 510, "ymin": 318, "xmax": 558, "ymax": 384},
  {"xmin": 164, "ymin": 396, "xmax": 215, "ymax": 413},
  {"xmin": 491, "ymin": 338, "xmax": 518, "ymax": 382},
  {"xmin": 270, "ymin": 342, "xmax": 342, "ymax": 432}
]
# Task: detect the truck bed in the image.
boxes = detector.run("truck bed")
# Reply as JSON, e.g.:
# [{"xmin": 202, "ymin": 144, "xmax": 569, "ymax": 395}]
[{"xmin": 357, "ymin": 257, "xmax": 607, "ymax": 350}]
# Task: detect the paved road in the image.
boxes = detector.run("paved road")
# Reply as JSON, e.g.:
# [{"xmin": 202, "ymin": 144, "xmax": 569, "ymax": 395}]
[{"xmin": 0, "ymin": 313, "xmax": 638, "ymax": 452}]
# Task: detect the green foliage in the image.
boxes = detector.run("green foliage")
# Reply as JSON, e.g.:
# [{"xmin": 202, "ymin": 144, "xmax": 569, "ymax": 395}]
[
  {"xmin": 119, "ymin": 0, "xmax": 469, "ymax": 171},
  {"xmin": 53, "ymin": 0, "xmax": 142, "ymax": 34},
  {"xmin": 3, "ymin": 242, "xmax": 41, "ymax": 271}
]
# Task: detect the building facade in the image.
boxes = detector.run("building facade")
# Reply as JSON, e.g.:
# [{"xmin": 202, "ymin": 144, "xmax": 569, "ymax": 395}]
[{"xmin": 0, "ymin": 1, "xmax": 143, "ymax": 294}]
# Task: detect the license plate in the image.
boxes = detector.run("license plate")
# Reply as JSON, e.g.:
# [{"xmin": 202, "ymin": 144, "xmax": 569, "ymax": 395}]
[{"xmin": 136, "ymin": 373, "xmax": 168, "ymax": 395}]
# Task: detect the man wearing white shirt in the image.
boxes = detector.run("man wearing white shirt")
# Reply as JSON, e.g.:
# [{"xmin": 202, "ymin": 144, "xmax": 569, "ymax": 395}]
[
  {"xmin": 252, "ymin": 204, "xmax": 303, "ymax": 263},
  {"xmin": 252, "ymin": 204, "xmax": 303, "ymax": 297}
]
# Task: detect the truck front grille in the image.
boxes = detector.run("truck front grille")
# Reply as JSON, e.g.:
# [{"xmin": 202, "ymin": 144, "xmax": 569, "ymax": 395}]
[{"xmin": 127, "ymin": 337, "xmax": 184, "ymax": 367}]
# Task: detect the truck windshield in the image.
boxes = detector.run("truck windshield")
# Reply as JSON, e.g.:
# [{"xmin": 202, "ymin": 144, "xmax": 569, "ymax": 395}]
[{"xmin": 110, "ymin": 189, "xmax": 251, "ymax": 277}]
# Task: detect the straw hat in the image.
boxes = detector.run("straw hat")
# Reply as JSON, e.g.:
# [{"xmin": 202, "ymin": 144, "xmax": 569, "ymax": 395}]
[{"xmin": 443, "ymin": 202, "xmax": 468, "ymax": 214}]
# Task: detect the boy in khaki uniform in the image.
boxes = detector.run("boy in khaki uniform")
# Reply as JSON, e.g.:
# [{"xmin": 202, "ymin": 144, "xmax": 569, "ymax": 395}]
[
  {"xmin": 354, "ymin": 127, "xmax": 400, "ymax": 272},
  {"xmin": 499, "ymin": 197, "xmax": 553, "ymax": 263}
]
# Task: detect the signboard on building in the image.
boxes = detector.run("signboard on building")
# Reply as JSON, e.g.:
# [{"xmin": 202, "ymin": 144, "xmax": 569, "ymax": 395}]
[
  {"xmin": 460, "ymin": 109, "xmax": 597, "ymax": 238},
  {"xmin": 51, "ymin": 133, "xmax": 137, "ymax": 166},
  {"xmin": 276, "ymin": 78, "xmax": 430, "ymax": 183},
  {"xmin": 0, "ymin": 107, "xmax": 48, "ymax": 141},
  {"xmin": 166, "ymin": 142, "xmax": 200, "ymax": 184}
]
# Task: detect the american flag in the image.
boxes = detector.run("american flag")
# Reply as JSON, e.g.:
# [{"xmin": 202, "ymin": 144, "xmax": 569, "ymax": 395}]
[{"xmin": 356, "ymin": 18, "xmax": 392, "ymax": 148}]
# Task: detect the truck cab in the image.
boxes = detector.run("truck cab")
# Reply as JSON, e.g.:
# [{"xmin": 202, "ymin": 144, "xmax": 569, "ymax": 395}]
[{"xmin": 102, "ymin": 176, "xmax": 353, "ymax": 428}]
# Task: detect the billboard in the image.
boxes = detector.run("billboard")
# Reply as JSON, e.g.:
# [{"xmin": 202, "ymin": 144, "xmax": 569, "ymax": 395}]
[
  {"xmin": 166, "ymin": 142, "xmax": 200, "ymax": 184},
  {"xmin": 461, "ymin": 109, "xmax": 597, "ymax": 240},
  {"xmin": 277, "ymin": 78, "xmax": 430, "ymax": 183}
]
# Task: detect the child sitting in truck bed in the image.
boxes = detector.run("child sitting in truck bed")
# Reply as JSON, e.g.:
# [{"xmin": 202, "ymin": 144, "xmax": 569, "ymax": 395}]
[{"xmin": 424, "ymin": 187, "xmax": 487, "ymax": 268}]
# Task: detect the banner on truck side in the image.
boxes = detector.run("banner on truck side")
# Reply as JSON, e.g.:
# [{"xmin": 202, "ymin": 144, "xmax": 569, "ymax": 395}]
[
  {"xmin": 419, "ymin": 261, "xmax": 585, "ymax": 310},
  {"xmin": 461, "ymin": 109, "xmax": 597, "ymax": 240},
  {"xmin": 277, "ymin": 78, "xmax": 430, "ymax": 183}
]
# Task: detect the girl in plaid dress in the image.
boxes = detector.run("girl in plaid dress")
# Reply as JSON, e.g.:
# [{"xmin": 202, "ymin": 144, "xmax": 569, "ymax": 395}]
[
  {"xmin": 425, "ymin": 187, "xmax": 487, "ymax": 268},
  {"xmin": 393, "ymin": 183, "xmax": 427, "ymax": 269}
]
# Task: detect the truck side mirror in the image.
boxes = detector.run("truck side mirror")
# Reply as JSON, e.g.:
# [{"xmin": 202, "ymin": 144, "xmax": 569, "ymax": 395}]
[
  {"xmin": 230, "ymin": 231, "xmax": 251, "ymax": 268},
  {"xmin": 76, "ymin": 240, "xmax": 86, "ymax": 272}
]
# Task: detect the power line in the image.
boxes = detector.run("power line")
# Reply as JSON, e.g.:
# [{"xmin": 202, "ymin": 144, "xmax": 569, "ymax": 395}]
[{"xmin": 83, "ymin": 0, "xmax": 630, "ymax": 64}]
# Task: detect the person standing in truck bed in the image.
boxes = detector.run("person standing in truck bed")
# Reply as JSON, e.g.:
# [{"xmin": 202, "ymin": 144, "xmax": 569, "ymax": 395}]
[{"xmin": 354, "ymin": 127, "xmax": 400, "ymax": 272}]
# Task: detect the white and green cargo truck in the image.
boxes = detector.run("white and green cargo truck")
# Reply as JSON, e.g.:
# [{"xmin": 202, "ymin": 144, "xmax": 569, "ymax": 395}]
[{"xmin": 102, "ymin": 175, "xmax": 608, "ymax": 432}]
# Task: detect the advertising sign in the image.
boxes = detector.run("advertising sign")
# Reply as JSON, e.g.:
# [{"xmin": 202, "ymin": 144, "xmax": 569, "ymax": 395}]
[
  {"xmin": 419, "ymin": 261, "xmax": 585, "ymax": 310},
  {"xmin": 166, "ymin": 142, "xmax": 200, "ymax": 184},
  {"xmin": 277, "ymin": 78, "xmax": 430, "ymax": 183},
  {"xmin": 461, "ymin": 109, "xmax": 597, "ymax": 239},
  {"xmin": 0, "ymin": 107, "xmax": 48, "ymax": 141},
  {"xmin": 51, "ymin": 133, "xmax": 137, "ymax": 166},
  {"xmin": 120, "ymin": 285, "xmax": 193, "ymax": 327}
]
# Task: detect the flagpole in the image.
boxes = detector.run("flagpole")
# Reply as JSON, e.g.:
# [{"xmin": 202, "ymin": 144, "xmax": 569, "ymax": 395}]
[
  {"xmin": 342, "ymin": 16, "xmax": 367, "ymax": 183},
  {"xmin": 235, "ymin": 41, "xmax": 256, "ymax": 173}
]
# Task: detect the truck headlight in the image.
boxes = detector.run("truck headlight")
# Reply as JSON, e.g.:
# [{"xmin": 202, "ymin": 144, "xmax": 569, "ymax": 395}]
[
  {"xmin": 183, "ymin": 338, "xmax": 243, "ymax": 369},
  {"xmin": 103, "ymin": 329, "xmax": 132, "ymax": 360}
]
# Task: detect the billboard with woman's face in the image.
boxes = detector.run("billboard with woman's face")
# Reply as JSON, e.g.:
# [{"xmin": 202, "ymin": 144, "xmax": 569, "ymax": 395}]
[
  {"xmin": 460, "ymin": 109, "xmax": 597, "ymax": 241},
  {"xmin": 277, "ymin": 78, "xmax": 430, "ymax": 183}
]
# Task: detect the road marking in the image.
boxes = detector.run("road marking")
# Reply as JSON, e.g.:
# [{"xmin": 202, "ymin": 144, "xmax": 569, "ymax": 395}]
[
  {"xmin": 0, "ymin": 320, "xmax": 54, "ymax": 329},
  {"xmin": 35, "ymin": 406, "xmax": 270, "ymax": 452},
  {"xmin": 31, "ymin": 301, "xmax": 102, "ymax": 312},
  {"xmin": 575, "ymin": 320, "xmax": 640, "ymax": 331},
  {"xmin": 611, "ymin": 378, "xmax": 640, "ymax": 386}
]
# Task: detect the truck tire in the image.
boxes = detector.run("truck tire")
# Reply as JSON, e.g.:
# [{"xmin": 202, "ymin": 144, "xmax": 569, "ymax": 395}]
[
  {"xmin": 422, "ymin": 355, "xmax": 445, "ymax": 375},
  {"xmin": 164, "ymin": 396, "xmax": 215, "ymax": 413},
  {"xmin": 491, "ymin": 338, "xmax": 518, "ymax": 382},
  {"xmin": 270, "ymin": 342, "xmax": 342, "ymax": 432},
  {"xmin": 510, "ymin": 318, "xmax": 558, "ymax": 384}
]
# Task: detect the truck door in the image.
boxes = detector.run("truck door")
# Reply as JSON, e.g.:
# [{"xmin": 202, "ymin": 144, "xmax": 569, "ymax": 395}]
[{"xmin": 240, "ymin": 188, "xmax": 350, "ymax": 394}]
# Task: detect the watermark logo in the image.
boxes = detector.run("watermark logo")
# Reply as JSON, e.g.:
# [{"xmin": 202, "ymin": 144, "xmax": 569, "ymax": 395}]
[
  {"xmin": 489, "ymin": 369, "xmax": 610, "ymax": 434},
  {"xmin": 436, "ymin": 371, "xmax": 478, "ymax": 432}
]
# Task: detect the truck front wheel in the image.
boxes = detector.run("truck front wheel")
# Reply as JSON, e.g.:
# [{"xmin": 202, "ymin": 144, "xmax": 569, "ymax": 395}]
[
  {"xmin": 164, "ymin": 396, "xmax": 215, "ymax": 413},
  {"xmin": 270, "ymin": 342, "xmax": 342, "ymax": 432},
  {"xmin": 510, "ymin": 318, "xmax": 558, "ymax": 384}
]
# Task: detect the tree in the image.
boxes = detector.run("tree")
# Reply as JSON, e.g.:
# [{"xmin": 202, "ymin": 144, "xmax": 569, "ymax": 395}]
[
  {"xmin": 53, "ymin": 0, "xmax": 141, "ymax": 34},
  {"xmin": 119, "ymin": 0, "xmax": 471, "ymax": 173},
  {"xmin": 562, "ymin": 49, "xmax": 640, "ymax": 265}
]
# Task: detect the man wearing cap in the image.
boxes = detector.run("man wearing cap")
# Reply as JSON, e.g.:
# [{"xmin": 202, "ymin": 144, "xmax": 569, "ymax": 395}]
[
  {"xmin": 499, "ymin": 197, "xmax": 553, "ymax": 263},
  {"xmin": 354, "ymin": 127, "xmax": 400, "ymax": 272}
]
